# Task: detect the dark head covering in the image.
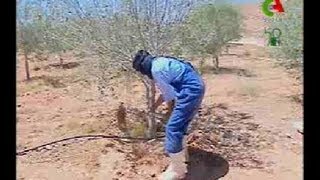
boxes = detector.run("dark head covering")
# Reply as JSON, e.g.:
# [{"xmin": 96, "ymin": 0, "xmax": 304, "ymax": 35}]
[{"xmin": 132, "ymin": 50, "xmax": 154, "ymax": 79}]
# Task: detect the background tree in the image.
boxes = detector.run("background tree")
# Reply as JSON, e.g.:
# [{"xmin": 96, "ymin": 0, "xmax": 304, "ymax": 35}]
[
  {"xmin": 267, "ymin": 0, "xmax": 303, "ymax": 68},
  {"xmin": 180, "ymin": 3, "xmax": 242, "ymax": 71},
  {"xmin": 17, "ymin": 0, "xmax": 46, "ymax": 80}
]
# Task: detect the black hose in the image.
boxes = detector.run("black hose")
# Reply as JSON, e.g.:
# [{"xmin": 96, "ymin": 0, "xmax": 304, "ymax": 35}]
[{"xmin": 16, "ymin": 134, "xmax": 165, "ymax": 156}]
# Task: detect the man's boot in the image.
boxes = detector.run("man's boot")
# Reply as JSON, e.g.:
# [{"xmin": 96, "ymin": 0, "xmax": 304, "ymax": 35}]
[{"xmin": 159, "ymin": 150, "xmax": 187, "ymax": 180}]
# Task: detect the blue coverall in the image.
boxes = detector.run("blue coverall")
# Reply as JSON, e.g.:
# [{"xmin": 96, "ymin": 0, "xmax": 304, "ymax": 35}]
[{"xmin": 151, "ymin": 57, "xmax": 205, "ymax": 154}]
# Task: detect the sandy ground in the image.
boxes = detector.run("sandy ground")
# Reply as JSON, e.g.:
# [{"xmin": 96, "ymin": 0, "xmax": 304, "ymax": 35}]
[{"xmin": 17, "ymin": 4, "xmax": 303, "ymax": 180}]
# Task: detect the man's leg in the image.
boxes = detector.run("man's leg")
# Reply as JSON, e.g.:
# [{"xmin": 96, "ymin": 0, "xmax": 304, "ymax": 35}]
[
  {"xmin": 181, "ymin": 92, "xmax": 204, "ymax": 135},
  {"xmin": 180, "ymin": 91, "xmax": 204, "ymax": 162},
  {"xmin": 159, "ymin": 91, "xmax": 203, "ymax": 180},
  {"xmin": 165, "ymin": 98, "xmax": 199, "ymax": 154}
]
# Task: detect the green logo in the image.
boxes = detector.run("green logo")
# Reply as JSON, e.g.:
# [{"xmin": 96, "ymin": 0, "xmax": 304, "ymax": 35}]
[
  {"xmin": 265, "ymin": 28, "xmax": 282, "ymax": 46},
  {"xmin": 262, "ymin": 0, "xmax": 274, "ymax": 17}
]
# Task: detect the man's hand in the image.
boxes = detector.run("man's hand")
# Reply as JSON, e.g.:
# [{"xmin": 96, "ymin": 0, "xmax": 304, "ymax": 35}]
[
  {"xmin": 164, "ymin": 100, "xmax": 174, "ymax": 121},
  {"xmin": 151, "ymin": 95, "xmax": 165, "ymax": 112},
  {"xmin": 166, "ymin": 100, "xmax": 174, "ymax": 113}
]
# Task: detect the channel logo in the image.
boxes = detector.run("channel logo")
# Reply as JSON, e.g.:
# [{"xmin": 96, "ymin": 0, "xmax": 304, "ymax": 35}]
[{"xmin": 262, "ymin": 0, "xmax": 285, "ymax": 17}]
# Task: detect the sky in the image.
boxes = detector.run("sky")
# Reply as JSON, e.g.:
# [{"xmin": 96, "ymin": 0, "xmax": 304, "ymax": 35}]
[
  {"xmin": 19, "ymin": 0, "xmax": 263, "ymax": 7},
  {"xmin": 231, "ymin": 0, "xmax": 262, "ymax": 4},
  {"xmin": 18, "ymin": 0, "xmax": 263, "ymax": 21}
]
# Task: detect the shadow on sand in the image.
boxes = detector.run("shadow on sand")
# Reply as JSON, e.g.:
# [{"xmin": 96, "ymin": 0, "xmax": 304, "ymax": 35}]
[{"xmin": 184, "ymin": 146, "xmax": 229, "ymax": 180}]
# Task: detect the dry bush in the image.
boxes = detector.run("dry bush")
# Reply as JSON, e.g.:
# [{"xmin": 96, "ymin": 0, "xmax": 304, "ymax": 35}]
[
  {"xmin": 116, "ymin": 102, "xmax": 128, "ymax": 133},
  {"xmin": 130, "ymin": 123, "xmax": 147, "ymax": 138},
  {"xmin": 237, "ymin": 82, "xmax": 260, "ymax": 98},
  {"xmin": 41, "ymin": 76, "xmax": 66, "ymax": 88},
  {"xmin": 244, "ymin": 50, "xmax": 251, "ymax": 57}
]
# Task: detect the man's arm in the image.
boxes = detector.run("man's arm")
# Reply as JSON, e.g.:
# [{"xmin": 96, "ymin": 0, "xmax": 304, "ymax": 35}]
[
  {"xmin": 151, "ymin": 83, "xmax": 175, "ymax": 111},
  {"xmin": 151, "ymin": 69, "xmax": 176, "ymax": 111},
  {"xmin": 153, "ymin": 73, "xmax": 175, "ymax": 97}
]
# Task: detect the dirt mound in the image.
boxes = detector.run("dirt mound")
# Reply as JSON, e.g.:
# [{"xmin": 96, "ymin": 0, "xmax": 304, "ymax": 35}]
[
  {"xmin": 24, "ymin": 75, "xmax": 66, "ymax": 88},
  {"xmin": 187, "ymin": 103, "xmax": 272, "ymax": 169},
  {"xmin": 45, "ymin": 62, "xmax": 80, "ymax": 69},
  {"xmin": 111, "ymin": 102, "xmax": 273, "ymax": 169}
]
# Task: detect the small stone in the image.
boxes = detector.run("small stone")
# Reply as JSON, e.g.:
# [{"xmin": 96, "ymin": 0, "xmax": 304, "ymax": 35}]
[
  {"xmin": 285, "ymin": 134, "xmax": 292, "ymax": 139},
  {"xmin": 117, "ymin": 149, "xmax": 125, "ymax": 153},
  {"xmin": 101, "ymin": 149, "xmax": 108, "ymax": 154},
  {"xmin": 105, "ymin": 143, "xmax": 115, "ymax": 148},
  {"xmin": 293, "ymin": 121, "xmax": 303, "ymax": 133},
  {"xmin": 45, "ymin": 145, "xmax": 53, "ymax": 150},
  {"xmin": 222, "ymin": 131, "xmax": 233, "ymax": 139},
  {"xmin": 94, "ymin": 162, "xmax": 100, "ymax": 167}
]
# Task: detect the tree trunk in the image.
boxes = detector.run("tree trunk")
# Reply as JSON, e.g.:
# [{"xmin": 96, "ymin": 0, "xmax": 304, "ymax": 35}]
[
  {"xmin": 141, "ymin": 77, "xmax": 157, "ymax": 139},
  {"xmin": 59, "ymin": 55, "xmax": 64, "ymax": 68},
  {"xmin": 226, "ymin": 45, "xmax": 229, "ymax": 54},
  {"xmin": 60, "ymin": 50, "xmax": 66, "ymax": 68},
  {"xmin": 199, "ymin": 57, "xmax": 205, "ymax": 75},
  {"xmin": 215, "ymin": 56, "xmax": 219, "ymax": 70},
  {"xmin": 212, "ymin": 55, "xmax": 219, "ymax": 72},
  {"xmin": 23, "ymin": 51, "xmax": 31, "ymax": 81},
  {"xmin": 147, "ymin": 81, "xmax": 157, "ymax": 139},
  {"xmin": 213, "ymin": 55, "xmax": 219, "ymax": 71},
  {"xmin": 19, "ymin": 21, "xmax": 31, "ymax": 81}
]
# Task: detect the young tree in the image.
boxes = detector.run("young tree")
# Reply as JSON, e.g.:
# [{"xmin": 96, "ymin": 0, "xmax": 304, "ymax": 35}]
[
  {"xmin": 17, "ymin": 1, "xmax": 46, "ymax": 80},
  {"xmin": 17, "ymin": 24, "xmax": 31, "ymax": 80},
  {"xmin": 181, "ymin": 3, "xmax": 242, "ymax": 70}
]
